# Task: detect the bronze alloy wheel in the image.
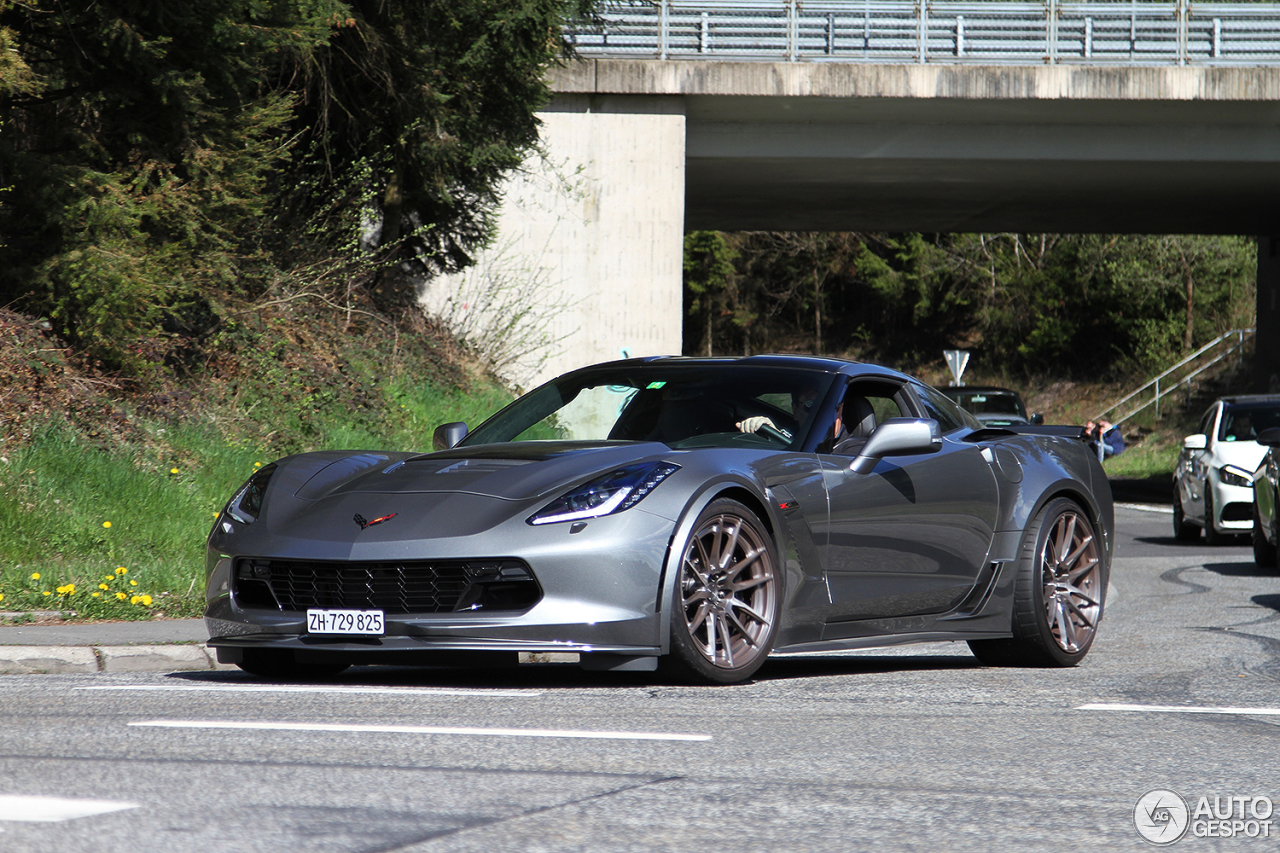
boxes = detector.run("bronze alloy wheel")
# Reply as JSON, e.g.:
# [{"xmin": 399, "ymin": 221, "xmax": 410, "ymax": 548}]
[
  {"xmin": 969, "ymin": 496, "xmax": 1107, "ymax": 667},
  {"xmin": 1038, "ymin": 506, "xmax": 1103, "ymax": 654},
  {"xmin": 668, "ymin": 499, "xmax": 779, "ymax": 682}
]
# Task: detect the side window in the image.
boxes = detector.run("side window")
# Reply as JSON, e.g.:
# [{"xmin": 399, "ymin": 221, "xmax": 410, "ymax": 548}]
[
  {"xmin": 914, "ymin": 383, "xmax": 977, "ymax": 433},
  {"xmin": 822, "ymin": 380, "xmax": 911, "ymax": 454}
]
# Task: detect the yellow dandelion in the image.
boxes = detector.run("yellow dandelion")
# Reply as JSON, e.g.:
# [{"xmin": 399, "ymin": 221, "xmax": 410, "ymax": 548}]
[
  {"xmin": 0, "ymin": 593, "xmax": 5, "ymax": 602},
  {"xmin": 56, "ymin": 584, "xmax": 75, "ymax": 595},
  {"xmin": 30, "ymin": 572, "xmax": 40, "ymax": 581},
  {"xmin": 212, "ymin": 512, "xmax": 220, "ymax": 518},
  {"xmin": 116, "ymin": 567, "xmax": 128, "ymax": 575},
  {"xmin": 170, "ymin": 467, "xmax": 179, "ymax": 475},
  {"xmin": 42, "ymin": 591, "xmax": 51, "ymax": 596},
  {"xmin": 116, "ymin": 592, "xmax": 126, "ymax": 600},
  {"xmin": 102, "ymin": 521, "xmax": 111, "ymax": 528},
  {"xmin": 129, "ymin": 580, "xmax": 137, "ymax": 587},
  {"xmin": 98, "ymin": 584, "xmax": 108, "ymax": 591},
  {"xmin": 130, "ymin": 595, "xmax": 141, "ymax": 605},
  {"xmin": 91, "ymin": 592, "xmax": 100, "ymax": 598},
  {"xmin": 103, "ymin": 575, "xmax": 114, "ymax": 582},
  {"xmin": 141, "ymin": 595, "xmax": 152, "ymax": 606},
  {"xmin": 254, "ymin": 462, "xmax": 262, "ymax": 468}
]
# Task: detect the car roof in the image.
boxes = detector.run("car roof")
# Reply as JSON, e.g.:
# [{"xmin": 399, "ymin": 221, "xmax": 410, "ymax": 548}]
[
  {"xmin": 1218, "ymin": 394, "xmax": 1280, "ymax": 406},
  {"xmin": 581, "ymin": 354, "xmax": 911, "ymax": 380}
]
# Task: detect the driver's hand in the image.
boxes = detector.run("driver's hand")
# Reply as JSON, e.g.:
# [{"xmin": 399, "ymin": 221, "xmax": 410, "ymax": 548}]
[{"xmin": 737, "ymin": 416, "xmax": 777, "ymax": 434}]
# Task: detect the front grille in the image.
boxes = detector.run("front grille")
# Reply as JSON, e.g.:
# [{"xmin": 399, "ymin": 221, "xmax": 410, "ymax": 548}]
[{"xmin": 235, "ymin": 558, "xmax": 488, "ymax": 614}]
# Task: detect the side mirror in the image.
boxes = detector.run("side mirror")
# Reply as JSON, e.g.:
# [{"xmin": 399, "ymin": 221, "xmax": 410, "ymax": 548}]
[
  {"xmin": 1030, "ymin": 413, "xmax": 1044, "ymax": 425},
  {"xmin": 433, "ymin": 421, "xmax": 469, "ymax": 450},
  {"xmin": 1182, "ymin": 434, "xmax": 1208, "ymax": 451},
  {"xmin": 1257, "ymin": 427, "xmax": 1280, "ymax": 448},
  {"xmin": 850, "ymin": 418, "xmax": 942, "ymax": 475}
]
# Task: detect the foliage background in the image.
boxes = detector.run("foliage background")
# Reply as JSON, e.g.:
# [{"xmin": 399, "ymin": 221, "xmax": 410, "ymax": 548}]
[{"xmin": 684, "ymin": 231, "xmax": 1256, "ymax": 380}]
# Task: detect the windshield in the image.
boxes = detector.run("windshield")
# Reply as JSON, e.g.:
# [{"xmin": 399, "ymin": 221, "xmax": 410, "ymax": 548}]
[
  {"xmin": 1219, "ymin": 403, "xmax": 1280, "ymax": 442},
  {"xmin": 461, "ymin": 365, "xmax": 838, "ymax": 451}
]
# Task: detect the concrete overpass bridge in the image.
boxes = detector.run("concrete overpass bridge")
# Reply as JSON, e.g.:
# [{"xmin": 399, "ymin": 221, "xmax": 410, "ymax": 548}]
[{"xmin": 421, "ymin": 1, "xmax": 1280, "ymax": 390}]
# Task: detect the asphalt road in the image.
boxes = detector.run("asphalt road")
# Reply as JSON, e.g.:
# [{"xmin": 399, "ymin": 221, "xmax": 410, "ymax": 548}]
[{"xmin": 1, "ymin": 504, "xmax": 1277, "ymax": 852}]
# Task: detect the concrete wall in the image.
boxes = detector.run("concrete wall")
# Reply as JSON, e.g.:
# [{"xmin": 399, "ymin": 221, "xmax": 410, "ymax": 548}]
[{"xmin": 419, "ymin": 94, "xmax": 686, "ymax": 391}]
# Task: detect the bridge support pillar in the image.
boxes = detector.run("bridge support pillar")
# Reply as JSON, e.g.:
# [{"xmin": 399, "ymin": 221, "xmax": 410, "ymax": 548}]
[
  {"xmin": 1257, "ymin": 236, "xmax": 1280, "ymax": 393},
  {"xmin": 419, "ymin": 94, "xmax": 687, "ymax": 389}
]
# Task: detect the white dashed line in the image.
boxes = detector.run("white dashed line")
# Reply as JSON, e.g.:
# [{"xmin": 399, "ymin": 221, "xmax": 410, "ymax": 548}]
[
  {"xmin": 79, "ymin": 684, "xmax": 540, "ymax": 698},
  {"xmin": 0, "ymin": 795, "xmax": 138, "ymax": 823},
  {"xmin": 129, "ymin": 719, "xmax": 712, "ymax": 742},
  {"xmin": 1079, "ymin": 703, "xmax": 1280, "ymax": 716}
]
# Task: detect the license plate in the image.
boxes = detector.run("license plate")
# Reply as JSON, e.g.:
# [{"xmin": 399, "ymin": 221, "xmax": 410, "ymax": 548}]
[{"xmin": 306, "ymin": 609, "xmax": 385, "ymax": 635}]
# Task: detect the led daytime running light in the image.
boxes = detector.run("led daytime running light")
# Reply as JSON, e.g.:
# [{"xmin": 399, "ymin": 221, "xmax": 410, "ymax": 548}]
[{"xmin": 528, "ymin": 462, "xmax": 680, "ymax": 525}]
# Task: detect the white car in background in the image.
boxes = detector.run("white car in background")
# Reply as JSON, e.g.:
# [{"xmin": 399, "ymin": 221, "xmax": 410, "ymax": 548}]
[{"xmin": 1173, "ymin": 395, "xmax": 1280, "ymax": 543}]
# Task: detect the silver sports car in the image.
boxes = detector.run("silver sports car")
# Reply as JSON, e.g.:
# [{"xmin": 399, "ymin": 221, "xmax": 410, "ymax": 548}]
[{"xmin": 205, "ymin": 355, "xmax": 1113, "ymax": 684}]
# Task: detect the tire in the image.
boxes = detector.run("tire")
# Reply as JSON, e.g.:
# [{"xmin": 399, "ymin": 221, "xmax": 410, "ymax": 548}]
[
  {"xmin": 236, "ymin": 648, "xmax": 350, "ymax": 680},
  {"xmin": 1172, "ymin": 490, "xmax": 1200, "ymax": 542},
  {"xmin": 1203, "ymin": 489, "xmax": 1226, "ymax": 545},
  {"xmin": 663, "ymin": 499, "xmax": 781, "ymax": 684},
  {"xmin": 1253, "ymin": 499, "xmax": 1277, "ymax": 568},
  {"xmin": 969, "ymin": 497, "xmax": 1106, "ymax": 667}
]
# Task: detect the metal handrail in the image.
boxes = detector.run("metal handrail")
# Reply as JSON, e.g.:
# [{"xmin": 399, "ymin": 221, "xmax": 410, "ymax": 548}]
[
  {"xmin": 567, "ymin": 0, "xmax": 1280, "ymax": 66},
  {"xmin": 1094, "ymin": 328, "xmax": 1254, "ymax": 427}
]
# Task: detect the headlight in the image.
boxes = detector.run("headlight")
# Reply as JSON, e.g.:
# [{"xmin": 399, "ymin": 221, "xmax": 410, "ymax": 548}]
[
  {"xmin": 224, "ymin": 463, "xmax": 278, "ymax": 525},
  {"xmin": 528, "ymin": 462, "xmax": 680, "ymax": 525},
  {"xmin": 1219, "ymin": 465, "xmax": 1254, "ymax": 488}
]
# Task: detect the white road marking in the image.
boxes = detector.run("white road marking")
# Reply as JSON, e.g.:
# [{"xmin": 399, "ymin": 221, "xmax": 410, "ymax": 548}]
[
  {"xmin": 1079, "ymin": 703, "xmax": 1280, "ymax": 716},
  {"xmin": 80, "ymin": 684, "xmax": 540, "ymax": 698},
  {"xmin": 1115, "ymin": 503, "xmax": 1172, "ymax": 514},
  {"xmin": 0, "ymin": 795, "xmax": 138, "ymax": 823},
  {"xmin": 129, "ymin": 719, "xmax": 712, "ymax": 742}
]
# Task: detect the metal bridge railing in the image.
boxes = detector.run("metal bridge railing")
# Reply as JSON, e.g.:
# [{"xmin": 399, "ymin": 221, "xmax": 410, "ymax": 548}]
[
  {"xmin": 567, "ymin": 1, "xmax": 1280, "ymax": 65},
  {"xmin": 1094, "ymin": 328, "xmax": 1255, "ymax": 428}
]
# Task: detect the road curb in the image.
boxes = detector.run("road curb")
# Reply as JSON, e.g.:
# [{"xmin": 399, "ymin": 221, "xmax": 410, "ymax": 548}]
[{"xmin": 0, "ymin": 644, "xmax": 237, "ymax": 675}]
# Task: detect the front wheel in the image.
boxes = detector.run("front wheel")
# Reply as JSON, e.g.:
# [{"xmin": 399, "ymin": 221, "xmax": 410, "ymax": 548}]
[
  {"xmin": 1203, "ymin": 489, "xmax": 1227, "ymax": 545},
  {"xmin": 969, "ymin": 497, "xmax": 1106, "ymax": 667},
  {"xmin": 664, "ymin": 499, "xmax": 781, "ymax": 684},
  {"xmin": 1172, "ymin": 490, "xmax": 1199, "ymax": 542}
]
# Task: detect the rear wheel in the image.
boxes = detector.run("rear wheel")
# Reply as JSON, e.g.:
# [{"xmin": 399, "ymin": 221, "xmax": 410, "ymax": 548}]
[
  {"xmin": 1172, "ymin": 490, "xmax": 1200, "ymax": 542},
  {"xmin": 969, "ymin": 497, "xmax": 1106, "ymax": 667},
  {"xmin": 664, "ymin": 499, "xmax": 781, "ymax": 684},
  {"xmin": 1253, "ymin": 499, "xmax": 1277, "ymax": 568},
  {"xmin": 236, "ymin": 648, "xmax": 350, "ymax": 681}
]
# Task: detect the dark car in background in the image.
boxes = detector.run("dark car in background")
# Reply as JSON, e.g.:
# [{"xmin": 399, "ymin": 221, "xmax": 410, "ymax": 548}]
[{"xmin": 937, "ymin": 385, "xmax": 1042, "ymax": 427}]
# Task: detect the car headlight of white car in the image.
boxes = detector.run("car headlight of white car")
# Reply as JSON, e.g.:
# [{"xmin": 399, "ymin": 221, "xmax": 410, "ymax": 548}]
[{"xmin": 1219, "ymin": 464, "xmax": 1254, "ymax": 488}]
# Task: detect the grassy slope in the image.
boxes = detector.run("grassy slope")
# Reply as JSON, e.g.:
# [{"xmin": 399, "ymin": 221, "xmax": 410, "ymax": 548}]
[{"xmin": 0, "ymin": 303, "xmax": 517, "ymax": 620}]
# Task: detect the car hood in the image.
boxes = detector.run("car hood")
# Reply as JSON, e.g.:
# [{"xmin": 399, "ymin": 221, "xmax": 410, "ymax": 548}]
[
  {"xmin": 1208, "ymin": 439, "xmax": 1268, "ymax": 469},
  {"xmin": 288, "ymin": 441, "xmax": 673, "ymax": 503}
]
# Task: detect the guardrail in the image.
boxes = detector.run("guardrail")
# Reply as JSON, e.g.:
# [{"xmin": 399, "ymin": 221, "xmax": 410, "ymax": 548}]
[
  {"xmin": 1094, "ymin": 328, "xmax": 1254, "ymax": 427},
  {"xmin": 567, "ymin": 1, "xmax": 1280, "ymax": 65}
]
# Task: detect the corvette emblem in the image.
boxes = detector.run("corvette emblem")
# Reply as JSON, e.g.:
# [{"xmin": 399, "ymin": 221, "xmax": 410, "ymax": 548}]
[{"xmin": 353, "ymin": 512, "xmax": 397, "ymax": 530}]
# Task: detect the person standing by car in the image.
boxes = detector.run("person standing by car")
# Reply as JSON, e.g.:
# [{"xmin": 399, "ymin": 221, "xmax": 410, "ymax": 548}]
[{"xmin": 1084, "ymin": 419, "xmax": 1125, "ymax": 461}]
